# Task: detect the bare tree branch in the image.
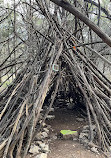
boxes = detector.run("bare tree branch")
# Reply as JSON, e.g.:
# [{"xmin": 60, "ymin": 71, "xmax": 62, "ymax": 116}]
[{"xmin": 50, "ymin": 0, "xmax": 111, "ymax": 47}]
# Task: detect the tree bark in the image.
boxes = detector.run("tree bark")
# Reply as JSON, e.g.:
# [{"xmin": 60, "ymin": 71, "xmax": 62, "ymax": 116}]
[{"xmin": 50, "ymin": 0, "xmax": 111, "ymax": 47}]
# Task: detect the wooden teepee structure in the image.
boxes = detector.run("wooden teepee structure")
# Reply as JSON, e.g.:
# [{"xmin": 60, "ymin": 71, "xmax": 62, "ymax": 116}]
[{"xmin": 0, "ymin": 0, "xmax": 111, "ymax": 157}]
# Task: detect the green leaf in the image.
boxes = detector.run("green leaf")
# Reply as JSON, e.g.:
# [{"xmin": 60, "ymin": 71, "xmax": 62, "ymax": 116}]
[{"xmin": 60, "ymin": 130, "xmax": 77, "ymax": 135}]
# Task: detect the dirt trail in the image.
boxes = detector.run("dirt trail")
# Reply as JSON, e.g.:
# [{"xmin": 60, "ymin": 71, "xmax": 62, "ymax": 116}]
[{"xmin": 47, "ymin": 108, "xmax": 105, "ymax": 158}]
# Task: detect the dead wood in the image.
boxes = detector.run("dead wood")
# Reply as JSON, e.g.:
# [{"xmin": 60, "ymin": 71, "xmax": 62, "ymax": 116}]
[{"xmin": 0, "ymin": 0, "xmax": 111, "ymax": 157}]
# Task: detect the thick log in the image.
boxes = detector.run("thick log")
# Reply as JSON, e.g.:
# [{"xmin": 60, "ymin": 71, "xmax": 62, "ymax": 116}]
[{"xmin": 50, "ymin": 0, "xmax": 111, "ymax": 47}]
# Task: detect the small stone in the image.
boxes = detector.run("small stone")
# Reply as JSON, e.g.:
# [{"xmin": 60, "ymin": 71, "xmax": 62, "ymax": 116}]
[
  {"xmin": 44, "ymin": 145, "xmax": 49, "ymax": 152},
  {"xmin": 47, "ymin": 125, "xmax": 51, "ymax": 129},
  {"xmin": 42, "ymin": 144, "xmax": 49, "ymax": 153},
  {"xmin": 73, "ymin": 137, "xmax": 77, "ymax": 141},
  {"xmin": 36, "ymin": 141, "xmax": 43, "ymax": 145},
  {"xmin": 42, "ymin": 132, "xmax": 48, "ymax": 138},
  {"xmin": 82, "ymin": 129, "xmax": 89, "ymax": 133},
  {"xmin": 29, "ymin": 144, "xmax": 40, "ymax": 154},
  {"xmin": 83, "ymin": 125, "xmax": 89, "ymax": 130},
  {"xmin": 42, "ymin": 123, "xmax": 46, "ymax": 127},
  {"xmin": 38, "ymin": 142, "xmax": 49, "ymax": 153},
  {"xmin": 52, "ymin": 135, "xmax": 57, "ymax": 140},
  {"xmin": 35, "ymin": 153, "xmax": 47, "ymax": 158},
  {"xmin": 76, "ymin": 117, "xmax": 84, "ymax": 122},
  {"xmin": 61, "ymin": 131, "xmax": 78, "ymax": 140},
  {"xmin": 79, "ymin": 132, "xmax": 89, "ymax": 139},
  {"xmin": 46, "ymin": 115, "xmax": 55, "ymax": 120},
  {"xmin": 39, "ymin": 142, "xmax": 45, "ymax": 149},
  {"xmin": 49, "ymin": 108, "xmax": 54, "ymax": 112},
  {"xmin": 80, "ymin": 139, "xmax": 89, "ymax": 146},
  {"xmin": 35, "ymin": 131, "xmax": 48, "ymax": 140},
  {"xmin": 43, "ymin": 128, "xmax": 49, "ymax": 134},
  {"xmin": 35, "ymin": 132, "xmax": 43, "ymax": 140},
  {"xmin": 90, "ymin": 147, "xmax": 98, "ymax": 153}
]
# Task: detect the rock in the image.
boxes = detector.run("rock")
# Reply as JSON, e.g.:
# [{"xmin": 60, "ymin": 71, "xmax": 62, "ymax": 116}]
[
  {"xmin": 34, "ymin": 141, "xmax": 49, "ymax": 153},
  {"xmin": 52, "ymin": 135, "xmax": 57, "ymax": 140},
  {"xmin": 43, "ymin": 128, "xmax": 49, "ymax": 134},
  {"xmin": 60, "ymin": 130, "xmax": 78, "ymax": 140},
  {"xmin": 35, "ymin": 153, "xmax": 47, "ymax": 158},
  {"xmin": 42, "ymin": 132, "xmax": 48, "ymax": 139},
  {"xmin": 43, "ymin": 123, "xmax": 46, "ymax": 126},
  {"xmin": 46, "ymin": 115, "xmax": 55, "ymax": 120},
  {"xmin": 82, "ymin": 129, "xmax": 89, "ymax": 133},
  {"xmin": 35, "ymin": 132, "xmax": 43, "ymax": 140},
  {"xmin": 46, "ymin": 125, "xmax": 51, "ymax": 129},
  {"xmin": 35, "ymin": 131, "xmax": 48, "ymax": 140},
  {"xmin": 63, "ymin": 133, "xmax": 78, "ymax": 140},
  {"xmin": 80, "ymin": 138, "xmax": 89, "ymax": 146},
  {"xmin": 37, "ymin": 142, "xmax": 49, "ymax": 153},
  {"xmin": 79, "ymin": 131, "xmax": 89, "ymax": 146},
  {"xmin": 40, "ymin": 143, "xmax": 49, "ymax": 153},
  {"xmin": 36, "ymin": 141, "xmax": 43, "ymax": 146},
  {"xmin": 43, "ymin": 144, "xmax": 49, "ymax": 153},
  {"xmin": 39, "ymin": 142, "xmax": 45, "ymax": 149},
  {"xmin": 76, "ymin": 117, "xmax": 84, "ymax": 122},
  {"xmin": 83, "ymin": 125, "xmax": 89, "ymax": 130},
  {"xmin": 90, "ymin": 147, "xmax": 98, "ymax": 153},
  {"xmin": 29, "ymin": 144, "xmax": 40, "ymax": 154},
  {"xmin": 79, "ymin": 132, "xmax": 89, "ymax": 139},
  {"xmin": 78, "ymin": 124, "xmax": 98, "ymax": 150},
  {"xmin": 49, "ymin": 108, "xmax": 54, "ymax": 112},
  {"xmin": 83, "ymin": 125, "xmax": 96, "ymax": 131},
  {"xmin": 42, "ymin": 123, "xmax": 47, "ymax": 127},
  {"xmin": 88, "ymin": 142, "xmax": 99, "ymax": 148},
  {"xmin": 73, "ymin": 137, "xmax": 78, "ymax": 141}
]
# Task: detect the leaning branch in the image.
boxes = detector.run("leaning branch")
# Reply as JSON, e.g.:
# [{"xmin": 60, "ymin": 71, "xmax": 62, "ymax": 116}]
[{"xmin": 50, "ymin": 0, "xmax": 111, "ymax": 47}]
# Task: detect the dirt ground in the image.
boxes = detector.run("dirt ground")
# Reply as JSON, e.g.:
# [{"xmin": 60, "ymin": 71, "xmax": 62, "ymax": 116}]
[{"xmin": 47, "ymin": 108, "xmax": 105, "ymax": 158}]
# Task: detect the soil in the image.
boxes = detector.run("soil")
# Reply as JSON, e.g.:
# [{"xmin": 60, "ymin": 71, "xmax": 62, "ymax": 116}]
[{"xmin": 47, "ymin": 108, "xmax": 105, "ymax": 158}]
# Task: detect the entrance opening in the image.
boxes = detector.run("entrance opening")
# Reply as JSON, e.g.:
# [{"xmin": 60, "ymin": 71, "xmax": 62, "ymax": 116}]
[{"xmin": 43, "ymin": 87, "xmax": 104, "ymax": 158}]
